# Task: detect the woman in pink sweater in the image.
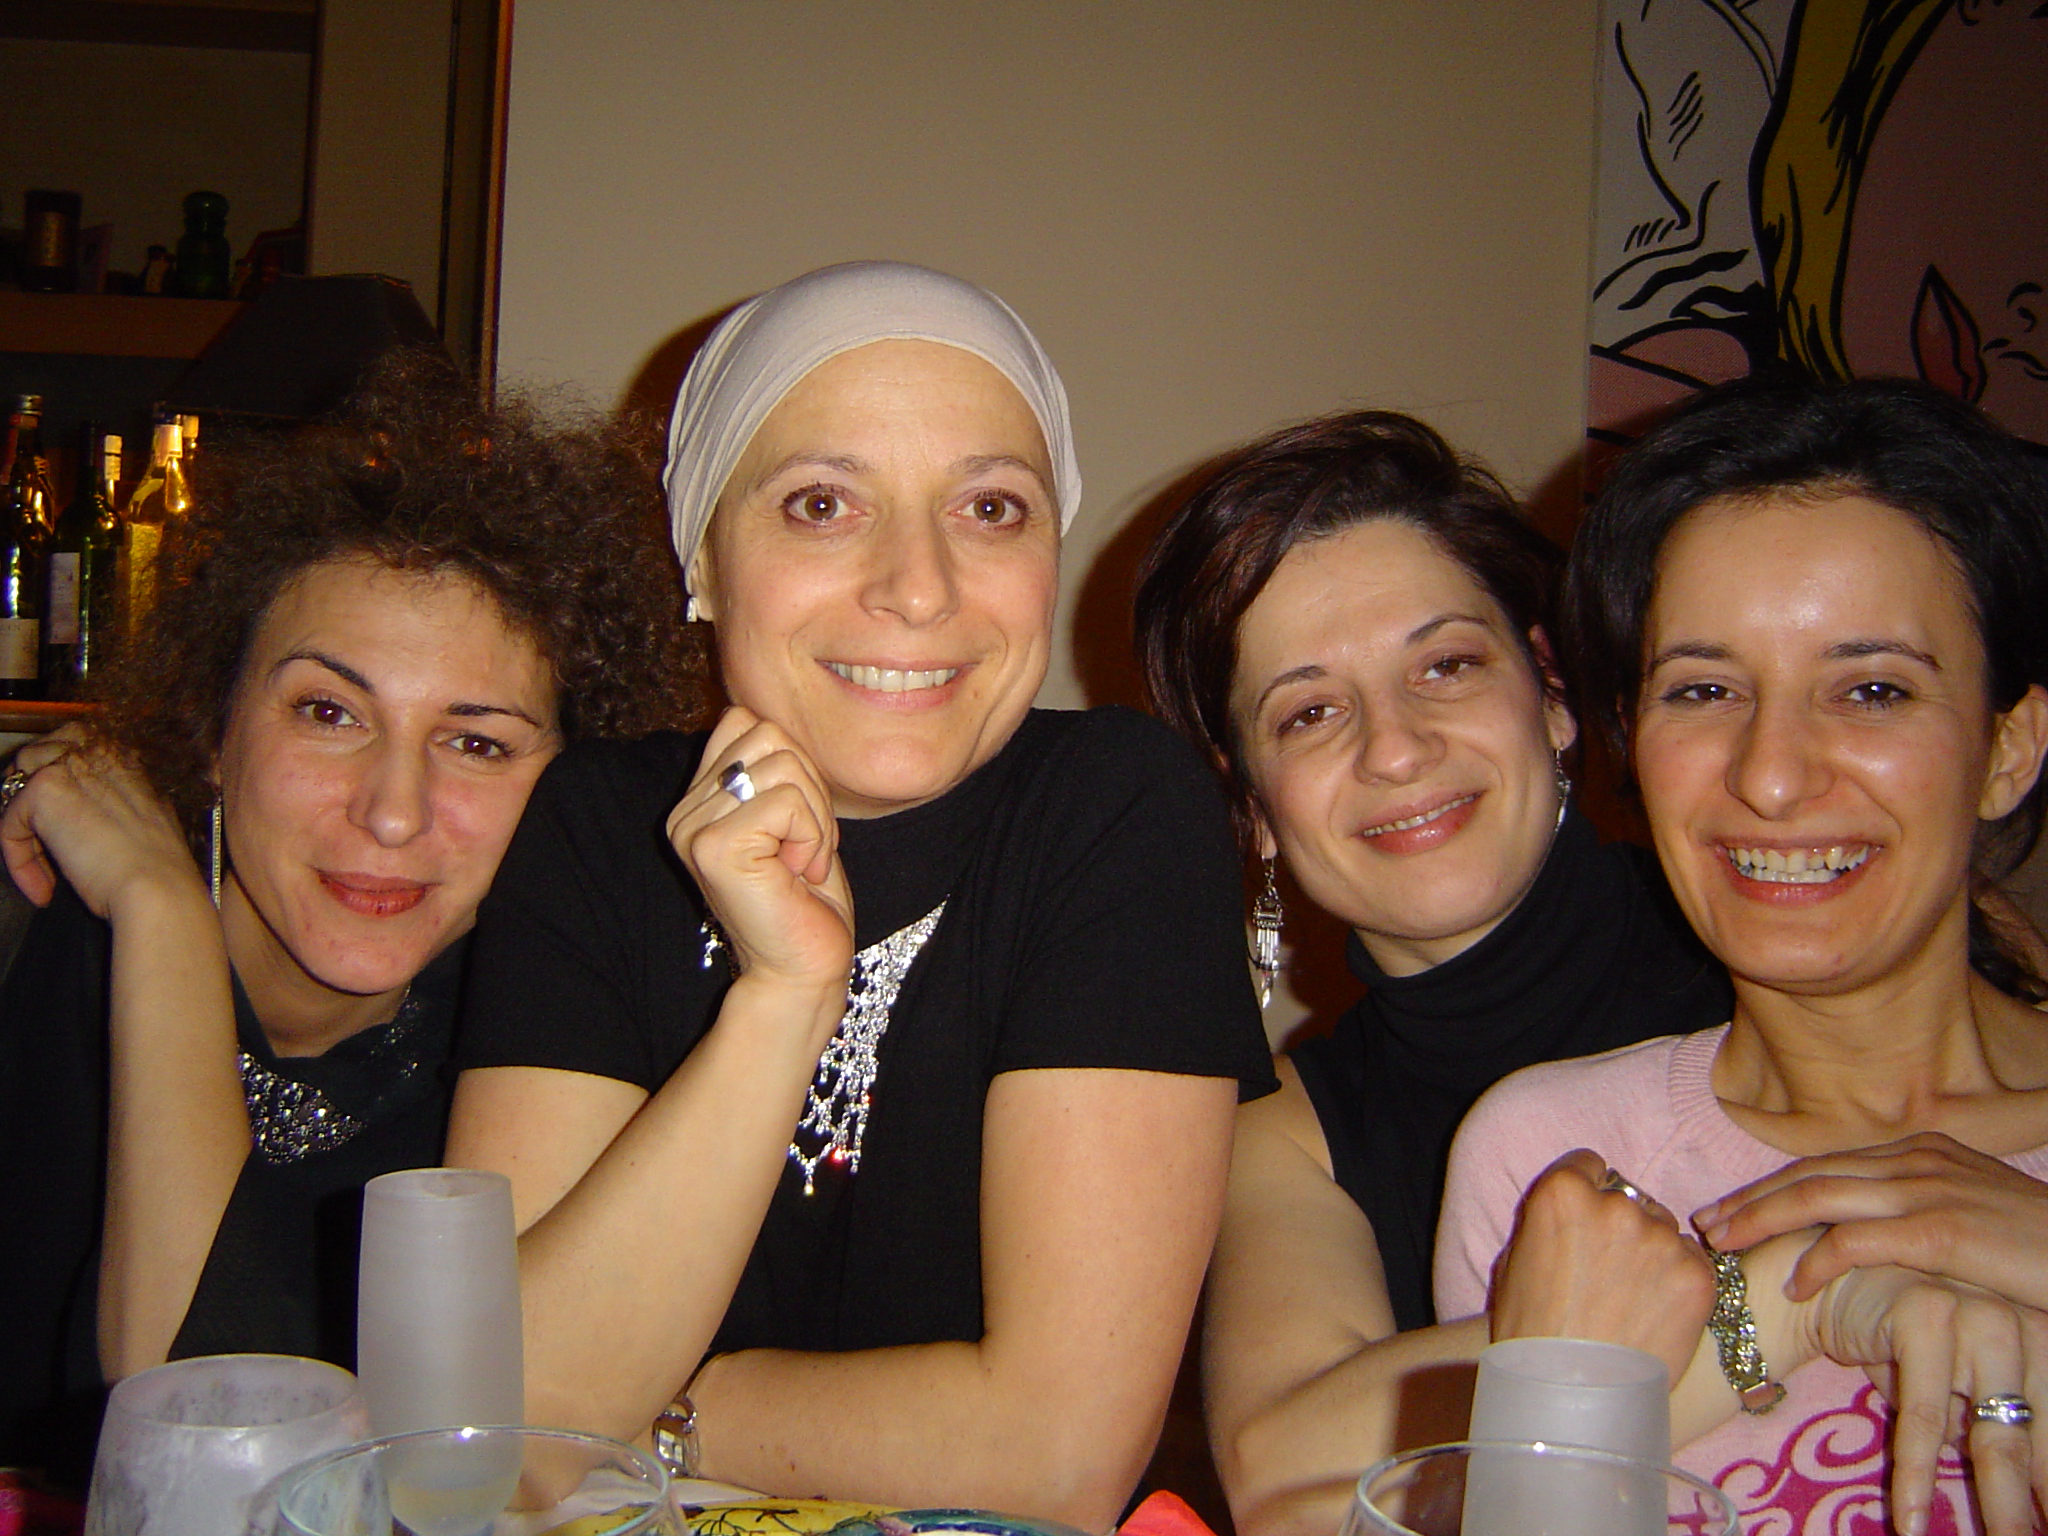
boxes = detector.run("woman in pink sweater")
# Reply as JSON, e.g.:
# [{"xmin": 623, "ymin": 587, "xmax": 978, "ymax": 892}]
[{"xmin": 1438, "ymin": 376, "xmax": 2048, "ymax": 1536}]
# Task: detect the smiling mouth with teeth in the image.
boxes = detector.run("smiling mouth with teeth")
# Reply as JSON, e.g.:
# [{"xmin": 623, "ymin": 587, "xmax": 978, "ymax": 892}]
[
  {"xmin": 825, "ymin": 661, "xmax": 963, "ymax": 693},
  {"xmin": 1361, "ymin": 794, "xmax": 1477, "ymax": 838},
  {"xmin": 1725, "ymin": 844, "xmax": 1873, "ymax": 884}
]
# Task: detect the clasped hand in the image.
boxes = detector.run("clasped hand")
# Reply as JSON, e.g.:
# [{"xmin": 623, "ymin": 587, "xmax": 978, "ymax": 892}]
[
  {"xmin": 667, "ymin": 707, "xmax": 854, "ymax": 1031},
  {"xmin": 0, "ymin": 725, "xmax": 204, "ymax": 919},
  {"xmin": 1494, "ymin": 1147, "xmax": 2048, "ymax": 1536}
]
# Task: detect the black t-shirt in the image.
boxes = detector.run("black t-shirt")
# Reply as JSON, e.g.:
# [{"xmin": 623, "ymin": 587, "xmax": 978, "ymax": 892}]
[
  {"xmin": 1290, "ymin": 809, "xmax": 1733, "ymax": 1333},
  {"xmin": 0, "ymin": 883, "xmax": 461, "ymax": 1487},
  {"xmin": 457, "ymin": 706, "xmax": 1277, "ymax": 1354}
]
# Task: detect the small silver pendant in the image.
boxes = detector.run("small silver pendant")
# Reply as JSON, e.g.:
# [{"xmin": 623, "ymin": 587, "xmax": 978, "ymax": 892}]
[{"xmin": 789, "ymin": 901, "xmax": 947, "ymax": 1194}]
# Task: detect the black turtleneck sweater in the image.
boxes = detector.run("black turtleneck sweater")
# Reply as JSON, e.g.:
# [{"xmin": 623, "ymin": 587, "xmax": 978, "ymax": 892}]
[{"xmin": 1290, "ymin": 808, "xmax": 1733, "ymax": 1332}]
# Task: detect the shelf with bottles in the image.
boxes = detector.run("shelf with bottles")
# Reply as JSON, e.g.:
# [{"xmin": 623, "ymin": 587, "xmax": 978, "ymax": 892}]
[
  {"xmin": 1, "ymin": 396, "xmax": 193, "ymax": 707},
  {"xmin": 0, "ymin": 292, "xmax": 245, "ymax": 360}
]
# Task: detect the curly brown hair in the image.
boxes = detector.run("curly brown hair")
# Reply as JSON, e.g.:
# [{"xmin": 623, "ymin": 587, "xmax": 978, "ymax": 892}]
[{"xmin": 97, "ymin": 353, "xmax": 710, "ymax": 840}]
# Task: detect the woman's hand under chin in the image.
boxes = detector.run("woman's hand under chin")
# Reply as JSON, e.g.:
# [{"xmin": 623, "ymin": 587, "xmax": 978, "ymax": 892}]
[
  {"xmin": 667, "ymin": 706, "xmax": 855, "ymax": 1042},
  {"xmin": 1, "ymin": 725, "xmax": 209, "ymax": 920},
  {"xmin": 1489, "ymin": 1147, "xmax": 1717, "ymax": 1386}
]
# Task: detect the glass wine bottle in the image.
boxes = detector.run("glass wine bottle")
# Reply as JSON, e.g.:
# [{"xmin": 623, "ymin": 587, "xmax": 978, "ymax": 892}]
[
  {"xmin": 0, "ymin": 396, "xmax": 52, "ymax": 700},
  {"xmin": 118, "ymin": 417, "xmax": 183, "ymax": 637},
  {"xmin": 45, "ymin": 424, "xmax": 122, "ymax": 699}
]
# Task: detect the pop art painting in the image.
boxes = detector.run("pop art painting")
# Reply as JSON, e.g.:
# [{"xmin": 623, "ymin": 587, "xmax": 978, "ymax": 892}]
[{"xmin": 1589, "ymin": 0, "xmax": 2047, "ymax": 448}]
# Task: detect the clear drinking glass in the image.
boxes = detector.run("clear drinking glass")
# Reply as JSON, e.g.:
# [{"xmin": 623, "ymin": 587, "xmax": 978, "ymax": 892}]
[
  {"xmin": 277, "ymin": 1425, "xmax": 680, "ymax": 1536},
  {"xmin": 1340, "ymin": 1441, "xmax": 1736, "ymax": 1536},
  {"xmin": 83, "ymin": 1352, "xmax": 370, "ymax": 1536},
  {"xmin": 356, "ymin": 1167, "xmax": 523, "ymax": 1436},
  {"xmin": 1469, "ymin": 1339, "xmax": 1672, "ymax": 1463}
]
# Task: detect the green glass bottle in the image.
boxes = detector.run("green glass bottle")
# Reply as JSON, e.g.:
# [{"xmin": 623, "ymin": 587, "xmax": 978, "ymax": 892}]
[
  {"xmin": 44, "ymin": 424, "xmax": 121, "ymax": 699},
  {"xmin": 174, "ymin": 191, "xmax": 232, "ymax": 299},
  {"xmin": 0, "ymin": 395, "xmax": 51, "ymax": 700}
]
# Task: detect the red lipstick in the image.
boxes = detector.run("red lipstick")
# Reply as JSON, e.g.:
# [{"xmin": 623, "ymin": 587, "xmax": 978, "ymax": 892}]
[{"xmin": 318, "ymin": 872, "xmax": 430, "ymax": 917}]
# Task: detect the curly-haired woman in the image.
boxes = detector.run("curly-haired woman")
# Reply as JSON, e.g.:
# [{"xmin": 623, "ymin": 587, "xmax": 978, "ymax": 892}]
[{"xmin": 0, "ymin": 358, "xmax": 700, "ymax": 1486}]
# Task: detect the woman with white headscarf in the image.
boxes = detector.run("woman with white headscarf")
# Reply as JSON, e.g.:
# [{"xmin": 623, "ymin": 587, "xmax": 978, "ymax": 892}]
[{"xmin": 447, "ymin": 262, "xmax": 1273, "ymax": 1526}]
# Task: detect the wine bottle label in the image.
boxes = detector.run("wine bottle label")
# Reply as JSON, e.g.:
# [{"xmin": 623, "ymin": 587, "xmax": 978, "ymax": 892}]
[
  {"xmin": 0, "ymin": 618, "xmax": 37, "ymax": 679},
  {"xmin": 27, "ymin": 213, "xmax": 67, "ymax": 267},
  {"xmin": 47, "ymin": 553, "xmax": 80, "ymax": 644},
  {"xmin": 122, "ymin": 523, "xmax": 164, "ymax": 627}
]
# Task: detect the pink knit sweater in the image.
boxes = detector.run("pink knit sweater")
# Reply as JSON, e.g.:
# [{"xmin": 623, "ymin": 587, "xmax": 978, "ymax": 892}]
[{"xmin": 1434, "ymin": 1026, "xmax": 2048, "ymax": 1536}]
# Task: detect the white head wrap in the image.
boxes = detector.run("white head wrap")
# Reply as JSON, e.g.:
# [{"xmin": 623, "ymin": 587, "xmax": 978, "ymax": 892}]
[{"xmin": 662, "ymin": 261, "xmax": 1082, "ymax": 619}]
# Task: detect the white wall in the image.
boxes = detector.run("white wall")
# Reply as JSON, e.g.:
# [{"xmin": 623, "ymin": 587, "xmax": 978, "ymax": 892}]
[{"xmin": 494, "ymin": 0, "xmax": 1603, "ymax": 1033}]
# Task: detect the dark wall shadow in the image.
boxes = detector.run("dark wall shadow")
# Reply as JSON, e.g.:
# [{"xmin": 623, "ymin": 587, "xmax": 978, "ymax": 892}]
[
  {"xmin": 618, "ymin": 300, "xmax": 747, "ymax": 425},
  {"xmin": 1519, "ymin": 434, "xmax": 1650, "ymax": 847},
  {"xmin": 1070, "ymin": 453, "xmax": 1235, "ymax": 712}
]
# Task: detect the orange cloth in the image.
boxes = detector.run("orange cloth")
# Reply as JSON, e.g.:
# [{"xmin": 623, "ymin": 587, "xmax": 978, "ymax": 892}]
[{"xmin": 1118, "ymin": 1491, "xmax": 1218, "ymax": 1536}]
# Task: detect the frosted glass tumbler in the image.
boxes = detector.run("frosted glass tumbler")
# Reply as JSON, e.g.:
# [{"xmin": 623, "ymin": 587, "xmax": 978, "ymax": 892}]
[
  {"xmin": 84, "ymin": 1353, "xmax": 369, "ymax": 1536},
  {"xmin": 277, "ymin": 1426, "xmax": 680, "ymax": 1536},
  {"xmin": 1465, "ymin": 1341, "xmax": 1673, "ymax": 1536},
  {"xmin": 1342, "ymin": 1442, "xmax": 1734, "ymax": 1536},
  {"xmin": 357, "ymin": 1167, "xmax": 523, "ymax": 1436},
  {"xmin": 1469, "ymin": 1338, "xmax": 1671, "ymax": 1462}
]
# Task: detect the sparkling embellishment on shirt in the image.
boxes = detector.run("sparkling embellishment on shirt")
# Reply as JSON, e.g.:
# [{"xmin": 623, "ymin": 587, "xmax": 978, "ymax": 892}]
[
  {"xmin": 239, "ymin": 987, "xmax": 424, "ymax": 1165},
  {"xmin": 789, "ymin": 900, "xmax": 946, "ymax": 1195},
  {"xmin": 239, "ymin": 1057, "xmax": 365, "ymax": 1163}
]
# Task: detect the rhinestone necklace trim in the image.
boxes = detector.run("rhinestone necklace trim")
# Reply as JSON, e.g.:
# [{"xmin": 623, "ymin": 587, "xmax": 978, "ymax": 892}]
[
  {"xmin": 239, "ymin": 986, "xmax": 423, "ymax": 1165},
  {"xmin": 788, "ymin": 900, "xmax": 947, "ymax": 1195}
]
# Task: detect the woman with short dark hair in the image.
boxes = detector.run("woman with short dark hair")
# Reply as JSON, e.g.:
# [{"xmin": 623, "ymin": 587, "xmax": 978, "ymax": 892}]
[
  {"xmin": 1133, "ymin": 409, "xmax": 1732, "ymax": 1536},
  {"xmin": 0, "ymin": 360, "xmax": 697, "ymax": 1485},
  {"xmin": 1440, "ymin": 375, "xmax": 2048, "ymax": 1536}
]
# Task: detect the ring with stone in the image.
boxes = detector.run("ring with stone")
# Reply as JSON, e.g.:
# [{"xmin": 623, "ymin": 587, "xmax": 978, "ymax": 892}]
[
  {"xmin": 718, "ymin": 760, "xmax": 756, "ymax": 804},
  {"xmin": 1596, "ymin": 1167, "xmax": 1648, "ymax": 1204},
  {"xmin": 1972, "ymin": 1394, "xmax": 2034, "ymax": 1427},
  {"xmin": 0, "ymin": 766, "xmax": 27, "ymax": 815}
]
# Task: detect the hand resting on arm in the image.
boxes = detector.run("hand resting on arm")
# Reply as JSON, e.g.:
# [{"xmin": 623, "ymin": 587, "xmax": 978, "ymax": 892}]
[{"xmin": 1493, "ymin": 1150, "xmax": 2048, "ymax": 1536}]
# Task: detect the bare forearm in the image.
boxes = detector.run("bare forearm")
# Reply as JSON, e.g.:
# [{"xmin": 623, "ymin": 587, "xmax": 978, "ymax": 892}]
[
  {"xmin": 98, "ymin": 883, "xmax": 245, "ymax": 1377},
  {"xmin": 1218, "ymin": 1317, "xmax": 1489, "ymax": 1536},
  {"xmin": 517, "ymin": 974, "xmax": 840, "ymax": 1438},
  {"xmin": 682, "ymin": 1071, "xmax": 1232, "ymax": 1535},
  {"xmin": 692, "ymin": 1339, "xmax": 1157, "ymax": 1533}
]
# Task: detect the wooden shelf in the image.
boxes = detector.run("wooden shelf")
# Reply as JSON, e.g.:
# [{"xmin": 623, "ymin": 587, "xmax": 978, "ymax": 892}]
[
  {"xmin": 0, "ymin": 701, "xmax": 95, "ymax": 734},
  {"xmin": 0, "ymin": 1, "xmax": 316, "ymax": 52},
  {"xmin": 0, "ymin": 292, "xmax": 244, "ymax": 359}
]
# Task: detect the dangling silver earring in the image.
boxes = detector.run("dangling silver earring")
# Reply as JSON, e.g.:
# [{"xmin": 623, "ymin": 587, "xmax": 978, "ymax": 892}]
[
  {"xmin": 1251, "ymin": 857, "xmax": 1284, "ymax": 1009},
  {"xmin": 209, "ymin": 796, "xmax": 224, "ymax": 908},
  {"xmin": 1553, "ymin": 751, "xmax": 1572, "ymax": 835}
]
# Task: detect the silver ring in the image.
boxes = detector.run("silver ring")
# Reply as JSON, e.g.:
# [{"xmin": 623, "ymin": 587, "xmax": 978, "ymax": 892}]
[
  {"xmin": 0, "ymin": 766, "xmax": 27, "ymax": 815},
  {"xmin": 1973, "ymin": 1394, "xmax": 2034, "ymax": 1427},
  {"xmin": 718, "ymin": 760, "xmax": 756, "ymax": 804},
  {"xmin": 1597, "ymin": 1167, "xmax": 1648, "ymax": 1204}
]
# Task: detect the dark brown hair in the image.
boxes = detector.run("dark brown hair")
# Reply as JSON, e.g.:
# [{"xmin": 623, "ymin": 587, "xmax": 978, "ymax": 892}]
[
  {"xmin": 1134, "ymin": 409, "xmax": 1564, "ymax": 850},
  {"xmin": 98, "ymin": 353, "xmax": 710, "ymax": 840}
]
